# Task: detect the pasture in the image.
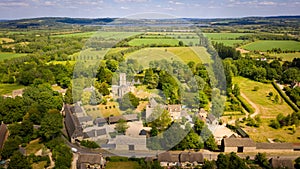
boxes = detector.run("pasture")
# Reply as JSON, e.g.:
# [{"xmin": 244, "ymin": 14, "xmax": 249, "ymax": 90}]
[
  {"xmin": 203, "ymin": 33, "xmax": 249, "ymax": 40},
  {"xmin": 242, "ymin": 40, "xmax": 300, "ymax": 52},
  {"xmin": 0, "ymin": 52, "xmax": 26, "ymax": 61},
  {"xmin": 233, "ymin": 76, "xmax": 297, "ymax": 142},
  {"xmin": 128, "ymin": 38, "xmax": 180, "ymax": 47},
  {"xmin": 210, "ymin": 40, "xmax": 244, "ymax": 47},
  {"xmin": 52, "ymin": 31, "xmax": 141, "ymax": 40},
  {"xmin": 125, "ymin": 47, "xmax": 210, "ymax": 67}
]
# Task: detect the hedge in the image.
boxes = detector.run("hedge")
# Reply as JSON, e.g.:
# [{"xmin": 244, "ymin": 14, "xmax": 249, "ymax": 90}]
[
  {"xmin": 237, "ymin": 95, "xmax": 255, "ymax": 114},
  {"xmin": 272, "ymin": 81, "xmax": 299, "ymax": 112}
]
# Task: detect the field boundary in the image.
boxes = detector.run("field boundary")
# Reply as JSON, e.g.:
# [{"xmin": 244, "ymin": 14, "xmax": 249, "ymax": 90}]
[
  {"xmin": 272, "ymin": 81, "xmax": 299, "ymax": 112},
  {"xmin": 237, "ymin": 95, "xmax": 255, "ymax": 114}
]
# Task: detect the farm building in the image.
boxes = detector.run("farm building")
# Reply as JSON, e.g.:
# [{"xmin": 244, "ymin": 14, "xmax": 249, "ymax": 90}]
[
  {"xmin": 77, "ymin": 153, "xmax": 106, "ymax": 169},
  {"xmin": 256, "ymin": 143, "xmax": 293, "ymax": 152},
  {"xmin": 222, "ymin": 137, "xmax": 256, "ymax": 153}
]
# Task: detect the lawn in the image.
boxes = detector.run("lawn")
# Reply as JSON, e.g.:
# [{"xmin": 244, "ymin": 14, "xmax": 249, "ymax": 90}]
[
  {"xmin": 0, "ymin": 52, "xmax": 27, "ymax": 61},
  {"xmin": 242, "ymin": 40, "xmax": 300, "ymax": 52},
  {"xmin": 0, "ymin": 83, "xmax": 24, "ymax": 95},
  {"xmin": 32, "ymin": 161, "xmax": 47, "ymax": 169},
  {"xmin": 106, "ymin": 161, "xmax": 140, "ymax": 169},
  {"xmin": 85, "ymin": 101, "xmax": 121, "ymax": 119},
  {"xmin": 128, "ymin": 38, "xmax": 180, "ymax": 47},
  {"xmin": 233, "ymin": 77, "xmax": 298, "ymax": 142},
  {"xmin": 268, "ymin": 52, "xmax": 300, "ymax": 61}
]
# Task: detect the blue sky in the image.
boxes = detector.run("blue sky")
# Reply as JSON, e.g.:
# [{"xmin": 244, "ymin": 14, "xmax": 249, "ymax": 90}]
[{"xmin": 1, "ymin": 0, "xmax": 300, "ymax": 19}]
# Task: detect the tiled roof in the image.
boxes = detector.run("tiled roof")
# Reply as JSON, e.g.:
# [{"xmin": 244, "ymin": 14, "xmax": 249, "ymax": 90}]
[
  {"xmin": 77, "ymin": 153, "xmax": 105, "ymax": 165},
  {"xmin": 223, "ymin": 138, "xmax": 256, "ymax": 147},
  {"xmin": 158, "ymin": 152, "xmax": 179, "ymax": 163},
  {"xmin": 179, "ymin": 152, "xmax": 204, "ymax": 163},
  {"xmin": 256, "ymin": 143, "xmax": 293, "ymax": 150}
]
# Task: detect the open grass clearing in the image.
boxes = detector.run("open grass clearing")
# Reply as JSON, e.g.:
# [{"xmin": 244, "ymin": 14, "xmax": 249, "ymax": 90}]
[
  {"xmin": 85, "ymin": 102, "xmax": 121, "ymax": 119},
  {"xmin": 0, "ymin": 83, "xmax": 24, "ymax": 95},
  {"xmin": 0, "ymin": 37, "xmax": 14, "ymax": 44},
  {"xmin": 106, "ymin": 161, "xmax": 140, "ymax": 169},
  {"xmin": 242, "ymin": 40, "xmax": 300, "ymax": 52},
  {"xmin": 0, "ymin": 52, "xmax": 27, "ymax": 61},
  {"xmin": 25, "ymin": 139, "xmax": 45, "ymax": 155},
  {"xmin": 32, "ymin": 161, "xmax": 47, "ymax": 169},
  {"xmin": 233, "ymin": 77, "xmax": 297, "ymax": 142}
]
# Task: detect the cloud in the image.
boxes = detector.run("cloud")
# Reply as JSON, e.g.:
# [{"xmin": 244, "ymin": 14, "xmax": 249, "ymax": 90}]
[
  {"xmin": 168, "ymin": 0, "xmax": 184, "ymax": 5},
  {"xmin": 120, "ymin": 6, "xmax": 129, "ymax": 9},
  {"xmin": 0, "ymin": 1, "xmax": 30, "ymax": 7},
  {"xmin": 114, "ymin": 0, "xmax": 148, "ymax": 3}
]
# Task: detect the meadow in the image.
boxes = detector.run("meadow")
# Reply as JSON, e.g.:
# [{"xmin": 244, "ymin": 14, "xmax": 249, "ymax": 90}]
[
  {"xmin": 52, "ymin": 31, "xmax": 141, "ymax": 40},
  {"xmin": 128, "ymin": 38, "xmax": 180, "ymax": 46},
  {"xmin": 242, "ymin": 40, "xmax": 300, "ymax": 52},
  {"xmin": 0, "ymin": 52, "xmax": 27, "ymax": 61},
  {"xmin": 125, "ymin": 47, "xmax": 210, "ymax": 67},
  {"xmin": 203, "ymin": 33, "xmax": 250, "ymax": 40},
  {"xmin": 233, "ymin": 76, "xmax": 297, "ymax": 142}
]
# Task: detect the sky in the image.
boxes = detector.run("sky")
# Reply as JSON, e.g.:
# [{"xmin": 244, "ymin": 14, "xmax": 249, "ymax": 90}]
[{"xmin": 0, "ymin": 0, "xmax": 300, "ymax": 19}]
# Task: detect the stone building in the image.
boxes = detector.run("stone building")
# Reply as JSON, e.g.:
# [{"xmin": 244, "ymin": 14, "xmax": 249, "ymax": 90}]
[
  {"xmin": 77, "ymin": 153, "xmax": 106, "ymax": 169},
  {"xmin": 112, "ymin": 73, "xmax": 138, "ymax": 98}
]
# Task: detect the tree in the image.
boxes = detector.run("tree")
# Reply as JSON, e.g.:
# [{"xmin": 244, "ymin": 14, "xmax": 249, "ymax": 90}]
[
  {"xmin": 199, "ymin": 91, "xmax": 209, "ymax": 108},
  {"xmin": 202, "ymin": 160, "xmax": 216, "ymax": 169},
  {"xmin": 178, "ymin": 41, "xmax": 184, "ymax": 47},
  {"xmin": 8, "ymin": 151, "xmax": 32, "ymax": 169},
  {"xmin": 255, "ymin": 153, "xmax": 271, "ymax": 169},
  {"xmin": 232, "ymin": 84, "xmax": 240, "ymax": 96},
  {"xmin": 216, "ymin": 154, "xmax": 229, "ymax": 169},
  {"xmin": 205, "ymin": 135, "xmax": 218, "ymax": 151},
  {"xmin": 194, "ymin": 118, "xmax": 205, "ymax": 135},
  {"xmin": 115, "ymin": 119, "xmax": 129, "ymax": 134},
  {"xmin": 0, "ymin": 138, "xmax": 21, "ymax": 159},
  {"xmin": 119, "ymin": 92, "xmax": 140, "ymax": 111},
  {"xmin": 295, "ymin": 157, "xmax": 300, "ymax": 169},
  {"xmin": 89, "ymin": 90, "xmax": 102, "ymax": 105},
  {"xmin": 148, "ymin": 106, "xmax": 172, "ymax": 131},
  {"xmin": 96, "ymin": 82, "xmax": 110, "ymax": 96},
  {"xmin": 39, "ymin": 110, "xmax": 63, "ymax": 141}
]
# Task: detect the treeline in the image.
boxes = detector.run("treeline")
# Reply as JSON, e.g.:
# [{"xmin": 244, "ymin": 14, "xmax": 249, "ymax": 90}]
[
  {"xmin": 0, "ymin": 84, "xmax": 71, "ymax": 168},
  {"xmin": 285, "ymin": 86, "xmax": 300, "ymax": 108},
  {"xmin": 238, "ymin": 33, "xmax": 298, "ymax": 41},
  {"xmin": 270, "ymin": 112, "xmax": 300, "ymax": 129}
]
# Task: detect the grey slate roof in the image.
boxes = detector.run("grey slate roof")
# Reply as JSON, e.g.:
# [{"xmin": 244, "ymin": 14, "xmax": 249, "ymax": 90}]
[
  {"xmin": 84, "ymin": 129, "xmax": 107, "ymax": 138},
  {"xmin": 207, "ymin": 113, "xmax": 217, "ymax": 122},
  {"xmin": 64, "ymin": 104, "xmax": 83, "ymax": 138},
  {"xmin": 78, "ymin": 116, "xmax": 93, "ymax": 123}
]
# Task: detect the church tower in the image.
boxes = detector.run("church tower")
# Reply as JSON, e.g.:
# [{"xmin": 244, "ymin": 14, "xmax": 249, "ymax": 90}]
[{"xmin": 119, "ymin": 73, "xmax": 126, "ymax": 86}]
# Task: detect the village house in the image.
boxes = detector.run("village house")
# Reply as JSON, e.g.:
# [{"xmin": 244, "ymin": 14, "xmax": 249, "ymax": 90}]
[
  {"xmin": 206, "ymin": 113, "xmax": 218, "ymax": 125},
  {"xmin": 157, "ymin": 151, "xmax": 204, "ymax": 168},
  {"xmin": 77, "ymin": 153, "xmax": 106, "ymax": 169},
  {"xmin": 106, "ymin": 135, "xmax": 147, "ymax": 151},
  {"xmin": 167, "ymin": 104, "xmax": 182, "ymax": 120},
  {"xmin": 64, "ymin": 105, "xmax": 84, "ymax": 143},
  {"xmin": 269, "ymin": 157, "xmax": 294, "ymax": 169}
]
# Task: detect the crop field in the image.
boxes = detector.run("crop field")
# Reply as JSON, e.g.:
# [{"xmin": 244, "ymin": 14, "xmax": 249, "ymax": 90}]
[
  {"xmin": 0, "ymin": 52, "xmax": 26, "ymax": 61},
  {"xmin": 233, "ymin": 77, "xmax": 297, "ymax": 142},
  {"xmin": 242, "ymin": 40, "xmax": 300, "ymax": 52},
  {"xmin": 125, "ymin": 47, "xmax": 210, "ymax": 67},
  {"xmin": 0, "ymin": 83, "xmax": 24, "ymax": 95},
  {"xmin": 268, "ymin": 52, "xmax": 300, "ymax": 61},
  {"xmin": 128, "ymin": 38, "xmax": 180, "ymax": 46}
]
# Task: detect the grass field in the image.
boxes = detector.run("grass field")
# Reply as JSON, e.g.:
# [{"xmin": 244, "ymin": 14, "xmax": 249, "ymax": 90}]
[
  {"xmin": 25, "ymin": 139, "xmax": 45, "ymax": 155},
  {"xmin": 242, "ymin": 40, "xmax": 300, "ymax": 52},
  {"xmin": 0, "ymin": 83, "xmax": 24, "ymax": 95},
  {"xmin": 85, "ymin": 101, "xmax": 121, "ymax": 118},
  {"xmin": 211, "ymin": 40, "xmax": 244, "ymax": 47},
  {"xmin": 128, "ymin": 38, "xmax": 180, "ymax": 46},
  {"xmin": 0, "ymin": 52, "xmax": 27, "ymax": 61},
  {"xmin": 268, "ymin": 52, "xmax": 300, "ymax": 61},
  {"xmin": 233, "ymin": 76, "xmax": 298, "ymax": 142},
  {"xmin": 106, "ymin": 161, "xmax": 140, "ymax": 169},
  {"xmin": 204, "ymin": 33, "xmax": 250, "ymax": 40},
  {"xmin": 125, "ymin": 47, "xmax": 210, "ymax": 67},
  {"xmin": 53, "ymin": 31, "xmax": 141, "ymax": 40}
]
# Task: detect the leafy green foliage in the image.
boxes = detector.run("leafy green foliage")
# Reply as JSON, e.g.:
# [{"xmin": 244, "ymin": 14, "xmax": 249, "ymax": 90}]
[
  {"xmin": 8, "ymin": 151, "xmax": 32, "ymax": 169},
  {"xmin": 119, "ymin": 92, "xmax": 140, "ymax": 111},
  {"xmin": 39, "ymin": 109, "xmax": 63, "ymax": 141},
  {"xmin": 115, "ymin": 119, "xmax": 129, "ymax": 134},
  {"xmin": 80, "ymin": 140, "xmax": 100, "ymax": 148}
]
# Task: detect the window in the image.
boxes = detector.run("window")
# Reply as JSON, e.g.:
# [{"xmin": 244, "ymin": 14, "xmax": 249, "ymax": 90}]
[
  {"xmin": 237, "ymin": 146, "xmax": 244, "ymax": 153},
  {"xmin": 129, "ymin": 145, "xmax": 134, "ymax": 151}
]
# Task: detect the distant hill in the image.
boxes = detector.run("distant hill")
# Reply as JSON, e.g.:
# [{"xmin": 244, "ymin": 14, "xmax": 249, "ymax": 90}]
[{"xmin": 0, "ymin": 15, "xmax": 299, "ymax": 29}]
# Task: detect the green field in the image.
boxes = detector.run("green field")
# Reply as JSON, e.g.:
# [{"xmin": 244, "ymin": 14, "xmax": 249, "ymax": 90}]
[
  {"xmin": 204, "ymin": 33, "xmax": 250, "ymax": 40},
  {"xmin": 53, "ymin": 31, "xmax": 141, "ymax": 40},
  {"xmin": 211, "ymin": 40, "xmax": 244, "ymax": 47},
  {"xmin": 242, "ymin": 40, "xmax": 300, "ymax": 52},
  {"xmin": 0, "ymin": 83, "xmax": 24, "ymax": 95},
  {"xmin": 128, "ymin": 38, "xmax": 180, "ymax": 46},
  {"xmin": 233, "ymin": 77, "xmax": 298, "ymax": 142},
  {"xmin": 125, "ymin": 47, "xmax": 210, "ymax": 67},
  {"xmin": 0, "ymin": 52, "xmax": 27, "ymax": 61},
  {"xmin": 268, "ymin": 52, "xmax": 300, "ymax": 61},
  {"xmin": 106, "ymin": 161, "xmax": 140, "ymax": 169}
]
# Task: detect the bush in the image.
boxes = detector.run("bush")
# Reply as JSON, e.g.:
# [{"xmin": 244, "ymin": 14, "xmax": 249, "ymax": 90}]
[
  {"xmin": 80, "ymin": 140, "xmax": 100, "ymax": 149},
  {"xmin": 272, "ymin": 81, "xmax": 299, "ymax": 112},
  {"xmin": 237, "ymin": 95, "xmax": 255, "ymax": 114}
]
